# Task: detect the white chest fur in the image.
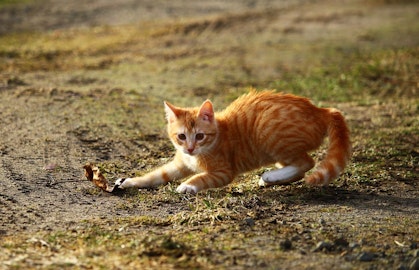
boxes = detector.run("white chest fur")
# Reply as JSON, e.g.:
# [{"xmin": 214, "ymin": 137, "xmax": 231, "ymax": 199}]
[{"xmin": 181, "ymin": 153, "xmax": 201, "ymax": 172}]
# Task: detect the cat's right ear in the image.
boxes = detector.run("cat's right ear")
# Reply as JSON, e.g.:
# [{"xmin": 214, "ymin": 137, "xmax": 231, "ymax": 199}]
[{"xmin": 164, "ymin": 101, "xmax": 180, "ymax": 123}]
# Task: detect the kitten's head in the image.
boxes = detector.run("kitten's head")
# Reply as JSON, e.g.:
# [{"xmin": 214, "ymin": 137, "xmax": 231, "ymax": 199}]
[{"xmin": 164, "ymin": 100, "xmax": 218, "ymax": 156}]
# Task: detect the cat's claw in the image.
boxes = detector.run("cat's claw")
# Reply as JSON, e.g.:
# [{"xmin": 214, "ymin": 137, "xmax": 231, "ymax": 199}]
[
  {"xmin": 114, "ymin": 178, "xmax": 127, "ymax": 189},
  {"xmin": 176, "ymin": 183, "xmax": 199, "ymax": 194}
]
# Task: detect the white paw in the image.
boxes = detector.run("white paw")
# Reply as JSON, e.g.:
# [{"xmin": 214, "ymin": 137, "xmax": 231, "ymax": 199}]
[
  {"xmin": 114, "ymin": 178, "xmax": 132, "ymax": 189},
  {"xmin": 262, "ymin": 166, "xmax": 299, "ymax": 183},
  {"xmin": 176, "ymin": 183, "xmax": 199, "ymax": 194},
  {"xmin": 258, "ymin": 177, "xmax": 267, "ymax": 187}
]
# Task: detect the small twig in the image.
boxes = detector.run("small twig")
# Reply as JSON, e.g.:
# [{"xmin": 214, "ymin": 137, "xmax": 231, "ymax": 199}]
[{"xmin": 394, "ymin": 240, "xmax": 405, "ymax": 247}]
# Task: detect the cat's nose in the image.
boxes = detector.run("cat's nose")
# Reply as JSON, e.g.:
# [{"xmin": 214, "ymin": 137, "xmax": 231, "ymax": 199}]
[{"xmin": 187, "ymin": 148, "xmax": 194, "ymax": 154}]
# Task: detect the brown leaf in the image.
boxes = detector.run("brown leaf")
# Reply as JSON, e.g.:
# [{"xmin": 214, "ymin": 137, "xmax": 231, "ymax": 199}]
[{"xmin": 83, "ymin": 162, "xmax": 112, "ymax": 192}]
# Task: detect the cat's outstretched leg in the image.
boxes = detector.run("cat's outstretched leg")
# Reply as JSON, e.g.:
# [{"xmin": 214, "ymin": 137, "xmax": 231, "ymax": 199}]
[
  {"xmin": 115, "ymin": 160, "xmax": 193, "ymax": 190},
  {"xmin": 176, "ymin": 171, "xmax": 234, "ymax": 194},
  {"xmin": 259, "ymin": 153, "xmax": 314, "ymax": 187}
]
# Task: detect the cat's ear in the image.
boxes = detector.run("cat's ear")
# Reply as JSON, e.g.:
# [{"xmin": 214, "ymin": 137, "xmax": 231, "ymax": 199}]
[
  {"xmin": 198, "ymin": 100, "xmax": 214, "ymax": 122},
  {"xmin": 164, "ymin": 101, "xmax": 181, "ymax": 123}
]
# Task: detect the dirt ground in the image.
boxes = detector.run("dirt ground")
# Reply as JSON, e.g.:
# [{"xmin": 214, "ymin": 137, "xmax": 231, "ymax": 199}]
[
  {"xmin": 0, "ymin": 0, "xmax": 313, "ymax": 234},
  {"xmin": 0, "ymin": 0, "xmax": 418, "ymax": 269}
]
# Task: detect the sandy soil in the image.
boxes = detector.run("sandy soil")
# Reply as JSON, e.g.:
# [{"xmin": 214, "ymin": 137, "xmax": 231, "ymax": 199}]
[{"xmin": 0, "ymin": 0, "xmax": 313, "ymax": 234}]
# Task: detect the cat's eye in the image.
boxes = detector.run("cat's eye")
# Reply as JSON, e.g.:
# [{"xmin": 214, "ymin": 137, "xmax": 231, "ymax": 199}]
[
  {"xmin": 195, "ymin": 133, "xmax": 205, "ymax": 141},
  {"xmin": 177, "ymin": 133, "xmax": 187, "ymax": 141}
]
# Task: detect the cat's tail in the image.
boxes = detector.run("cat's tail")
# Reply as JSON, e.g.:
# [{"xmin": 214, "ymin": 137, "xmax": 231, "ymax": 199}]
[{"xmin": 306, "ymin": 108, "xmax": 351, "ymax": 186}]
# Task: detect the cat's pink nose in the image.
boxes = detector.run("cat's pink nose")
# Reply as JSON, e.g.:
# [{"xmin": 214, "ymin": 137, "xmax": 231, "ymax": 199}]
[{"xmin": 187, "ymin": 148, "xmax": 194, "ymax": 154}]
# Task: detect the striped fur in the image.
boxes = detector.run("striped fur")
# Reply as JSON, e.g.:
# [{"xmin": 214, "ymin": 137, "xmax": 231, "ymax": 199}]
[{"xmin": 116, "ymin": 90, "xmax": 351, "ymax": 193}]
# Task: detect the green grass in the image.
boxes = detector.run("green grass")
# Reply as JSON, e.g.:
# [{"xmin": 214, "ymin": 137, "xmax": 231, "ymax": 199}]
[
  {"xmin": 270, "ymin": 48, "xmax": 418, "ymax": 102},
  {"xmin": 0, "ymin": 0, "xmax": 32, "ymax": 8}
]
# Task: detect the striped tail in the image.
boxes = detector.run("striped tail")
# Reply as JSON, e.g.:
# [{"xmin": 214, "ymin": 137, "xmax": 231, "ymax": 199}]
[{"xmin": 306, "ymin": 108, "xmax": 351, "ymax": 186}]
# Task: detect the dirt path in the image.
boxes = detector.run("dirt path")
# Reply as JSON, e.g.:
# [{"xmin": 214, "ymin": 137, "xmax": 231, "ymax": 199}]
[
  {"xmin": 0, "ymin": 0, "xmax": 310, "ymax": 234},
  {"xmin": 0, "ymin": 0, "xmax": 418, "ymax": 269}
]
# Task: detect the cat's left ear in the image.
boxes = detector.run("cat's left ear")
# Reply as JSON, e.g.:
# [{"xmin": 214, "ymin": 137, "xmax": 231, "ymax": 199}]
[{"xmin": 198, "ymin": 100, "xmax": 214, "ymax": 122}]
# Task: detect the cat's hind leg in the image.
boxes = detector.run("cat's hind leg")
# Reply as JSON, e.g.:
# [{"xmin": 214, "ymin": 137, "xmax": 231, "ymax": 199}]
[
  {"xmin": 259, "ymin": 153, "xmax": 314, "ymax": 187},
  {"xmin": 259, "ymin": 166, "xmax": 304, "ymax": 186}
]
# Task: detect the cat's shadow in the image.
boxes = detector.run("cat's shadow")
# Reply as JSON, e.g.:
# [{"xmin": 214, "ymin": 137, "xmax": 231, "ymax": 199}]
[
  {"xmin": 255, "ymin": 184, "xmax": 418, "ymax": 213},
  {"xmin": 111, "ymin": 181, "xmax": 417, "ymax": 214}
]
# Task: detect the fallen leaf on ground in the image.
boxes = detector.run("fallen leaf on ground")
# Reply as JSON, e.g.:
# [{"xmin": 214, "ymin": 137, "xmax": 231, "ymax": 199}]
[{"xmin": 83, "ymin": 162, "xmax": 114, "ymax": 192}]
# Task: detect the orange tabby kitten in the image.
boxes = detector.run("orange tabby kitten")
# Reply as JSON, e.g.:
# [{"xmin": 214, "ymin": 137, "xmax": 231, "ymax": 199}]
[{"xmin": 115, "ymin": 90, "xmax": 351, "ymax": 194}]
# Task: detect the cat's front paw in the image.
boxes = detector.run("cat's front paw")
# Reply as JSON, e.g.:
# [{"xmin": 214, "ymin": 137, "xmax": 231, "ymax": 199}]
[
  {"xmin": 114, "ymin": 178, "xmax": 130, "ymax": 189},
  {"xmin": 176, "ymin": 183, "xmax": 199, "ymax": 194}
]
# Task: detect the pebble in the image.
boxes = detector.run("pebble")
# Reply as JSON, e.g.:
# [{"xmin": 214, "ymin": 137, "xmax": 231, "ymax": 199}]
[
  {"xmin": 313, "ymin": 241, "xmax": 333, "ymax": 252},
  {"xmin": 349, "ymin": 242, "xmax": 360, "ymax": 250},
  {"xmin": 244, "ymin": 217, "xmax": 255, "ymax": 227},
  {"xmin": 279, "ymin": 239, "xmax": 292, "ymax": 251},
  {"xmin": 358, "ymin": 252, "xmax": 375, "ymax": 262},
  {"xmin": 334, "ymin": 237, "xmax": 349, "ymax": 247}
]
